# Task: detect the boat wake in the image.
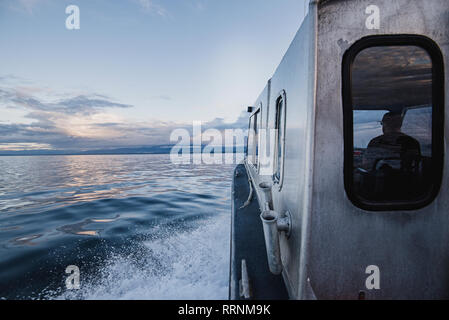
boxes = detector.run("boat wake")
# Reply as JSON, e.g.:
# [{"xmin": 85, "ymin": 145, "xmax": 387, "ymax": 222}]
[{"xmin": 54, "ymin": 213, "xmax": 230, "ymax": 300}]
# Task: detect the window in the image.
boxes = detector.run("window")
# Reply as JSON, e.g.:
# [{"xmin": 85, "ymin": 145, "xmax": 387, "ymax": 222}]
[
  {"xmin": 247, "ymin": 109, "xmax": 260, "ymax": 168},
  {"xmin": 247, "ymin": 115, "xmax": 255, "ymax": 161},
  {"xmin": 273, "ymin": 92, "xmax": 286, "ymax": 186},
  {"xmin": 343, "ymin": 36, "xmax": 444, "ymax": 211},
  {"xmin": 254, "ymin": 109, "xmax": 260, "ymax": 168}
]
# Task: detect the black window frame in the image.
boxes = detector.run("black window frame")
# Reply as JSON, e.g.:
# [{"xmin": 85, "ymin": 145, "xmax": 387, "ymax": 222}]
[{"xmin": 342, "ymin": 35, "xmax": 445, "ymax": 211}]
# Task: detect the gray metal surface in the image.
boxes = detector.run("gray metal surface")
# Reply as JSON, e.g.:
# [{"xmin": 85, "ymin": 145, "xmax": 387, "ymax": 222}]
[
  {"xmin": 310, "ymin": 0, "xmax": 449, "ymax": 299},
  {"xmin": 245, "ymin": 2, "xmax": 317, "ymax": 298}
]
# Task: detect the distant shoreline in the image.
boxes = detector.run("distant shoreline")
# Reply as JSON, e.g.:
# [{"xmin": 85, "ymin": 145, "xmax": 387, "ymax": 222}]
[
  {"xmin": 0, "ymin": 152, "xmax": 170, "ymax": 157},
  {"xmin": 0, "ymin": 152, "xmax": 244, "ymax": 157},
  {"xmin": 0, "ymin": 145, "xmax": 246, "ymax": 157}
]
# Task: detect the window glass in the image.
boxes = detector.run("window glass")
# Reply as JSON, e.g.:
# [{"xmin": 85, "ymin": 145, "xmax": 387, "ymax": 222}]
[
  {"xmin": 247, "ymin": 115, "xmax": 255, "ymax": 162},
  {"xmin": 247, "ymin": 110, "xmax": 260, "ymax": 167},
  {"xmin": 274, "ymin": 96, "xmax": 285, "ymax": 183},
  {"xmin": 254, "ymin": 110, "xmax": 259, "ymax": 168},
  {"xmin": 348, "ymin": 44, "xmax": 441, "ymax": 207}
]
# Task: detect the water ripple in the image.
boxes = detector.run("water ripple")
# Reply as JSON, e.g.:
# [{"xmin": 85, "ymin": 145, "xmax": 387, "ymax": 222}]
[{"xmin": 0, "ymin": 154, "xmax": 234, "ymax": 299}]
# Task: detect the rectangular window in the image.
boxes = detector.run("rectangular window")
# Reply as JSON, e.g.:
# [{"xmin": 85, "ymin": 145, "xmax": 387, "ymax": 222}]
[
  {"xmin": 247, "ymin": 115, "xmax": 255, "ymax": 162},
  {"xmin": 343, "ymin": 36, "xmax": 444, "ymax": 211},
  {"xmin": 247, "ymin": 109, "xmax": 260, "ymax": 168},
  {"xmin": 254, "ymin": 109, "xmax": 260, "ymax": 168},
  {"xmin": 273, "ymin": 92, "xmax": 286, "ymax": 186}
]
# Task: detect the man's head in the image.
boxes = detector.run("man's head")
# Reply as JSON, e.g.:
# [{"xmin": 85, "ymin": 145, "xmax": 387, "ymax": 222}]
[{"xmin": 382, "ymin": 112, "xmax": 403, "ymax": 134}]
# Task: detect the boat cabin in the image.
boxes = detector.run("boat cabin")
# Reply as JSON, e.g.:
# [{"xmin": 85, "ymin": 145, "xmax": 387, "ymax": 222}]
[{"xmin": 230, "ymin": 0, "xmax": 448, "ymax": 300}]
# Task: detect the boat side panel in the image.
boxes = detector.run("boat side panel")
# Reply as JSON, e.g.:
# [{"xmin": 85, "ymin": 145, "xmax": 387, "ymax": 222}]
[
  {"xmin": 310, "ymin": 0, "xmax": 449, "ymax": 299},
  {"xmin": 246, "ymin": 12, "xmax": 317, "ymax": 299}
]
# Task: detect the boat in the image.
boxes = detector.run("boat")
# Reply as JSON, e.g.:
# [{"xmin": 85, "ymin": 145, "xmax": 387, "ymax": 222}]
[{"xmin": 229, "ymin": 0, "xmax": 449, "ymax": 300}]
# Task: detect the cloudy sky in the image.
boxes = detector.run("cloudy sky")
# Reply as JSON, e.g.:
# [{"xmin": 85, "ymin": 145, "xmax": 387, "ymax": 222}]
[{"xmin": 0, "ymin": 0, "xmax": 306, "ymax": 151}]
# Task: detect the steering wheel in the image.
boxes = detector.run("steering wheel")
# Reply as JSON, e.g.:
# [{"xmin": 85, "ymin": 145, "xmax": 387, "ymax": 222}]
[{"xmin": 356, "ymin": 155, "xmax": 422, "ymax": 177}]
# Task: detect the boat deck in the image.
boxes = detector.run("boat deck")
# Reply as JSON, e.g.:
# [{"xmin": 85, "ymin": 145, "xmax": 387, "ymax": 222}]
[{"xmin": 229, "ymin": 164, "xmax": 288, "ymax": 300}]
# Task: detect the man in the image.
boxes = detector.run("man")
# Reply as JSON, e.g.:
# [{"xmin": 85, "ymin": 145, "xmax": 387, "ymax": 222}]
[
  {"xmin": 363, "ymin": 112, "xmax": 421, "ymax": 171},
  {"xmin": 360, "ymin": 112, "xmax": 421, "ymax": 199}
]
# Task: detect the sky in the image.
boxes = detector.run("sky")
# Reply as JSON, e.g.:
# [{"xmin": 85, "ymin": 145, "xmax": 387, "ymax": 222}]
[{"xmin": 0, "ymin": 0, "xmax": 307, "ymax": 151}]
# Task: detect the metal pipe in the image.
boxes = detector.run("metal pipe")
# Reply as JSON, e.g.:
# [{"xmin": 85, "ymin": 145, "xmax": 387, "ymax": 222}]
[
  {"xmin": 259, "ymin": 182, "xmax": 273, "ymax": 210},
  {"xmin": 260, "ymin": 209, "xmax": 283, "ymax": 275}
]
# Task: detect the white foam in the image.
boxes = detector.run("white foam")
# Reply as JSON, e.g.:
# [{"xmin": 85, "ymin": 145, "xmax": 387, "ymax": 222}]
[{"xmin": 56, "ymin": 213, "xmax": 231, "ymax": 300}]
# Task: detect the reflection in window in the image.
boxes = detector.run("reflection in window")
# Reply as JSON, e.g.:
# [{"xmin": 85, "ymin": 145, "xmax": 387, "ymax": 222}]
[{"xmin": 350, "ymin": 45, "xmax": 436, "ymax": 204}]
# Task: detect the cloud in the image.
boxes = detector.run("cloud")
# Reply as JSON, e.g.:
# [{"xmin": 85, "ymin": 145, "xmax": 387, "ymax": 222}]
[
  {"xmin": 191, "ymin": 0, "xmax": 207, "ymax": 12},
  {"xmin": 2, "ymin": 88, "xmax": 132, "ymax": 115},
  {"xmin": 352, "ymin": 45, "xmax": 432, "ymax": 110},
  {"xmin": 0, "ymin": 142, "xmax": 53, "ymax": 151},
  {"xmin": 19, "ymin": 0, "xmax": 40, "ymax": 13},
  {"xmin": 3, "ymin": 0, "xmax": 44, "ymax": 14},
  {"xmin": 150, "ymin": 95, "xmax": 172, "ymax": 101},
  {"xmin": 0, "ymin": 122, "xmax": 79, "ymax": 149},
  {"xmin": 0, "ymin": 84, "xmax": 136, "ymax": 149},
  {"xmin": 0, "ymin": 77, "xmax": 248, "ymax": 152},
  {"xmin": 136, "ymin": 0, "xmax": 169, "ymax": 17}
]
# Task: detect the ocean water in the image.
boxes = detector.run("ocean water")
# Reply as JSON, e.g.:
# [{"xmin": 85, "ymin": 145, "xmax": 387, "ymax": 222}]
[{"xmin": 0, "ymin": 154, "xmax": 236, "ymax": 299}]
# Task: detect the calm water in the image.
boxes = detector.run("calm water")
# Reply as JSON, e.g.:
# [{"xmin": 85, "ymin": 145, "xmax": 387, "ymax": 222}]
[{"xmin": 0, "ymin": 154, "xmax": 235, "ymax": 299}]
